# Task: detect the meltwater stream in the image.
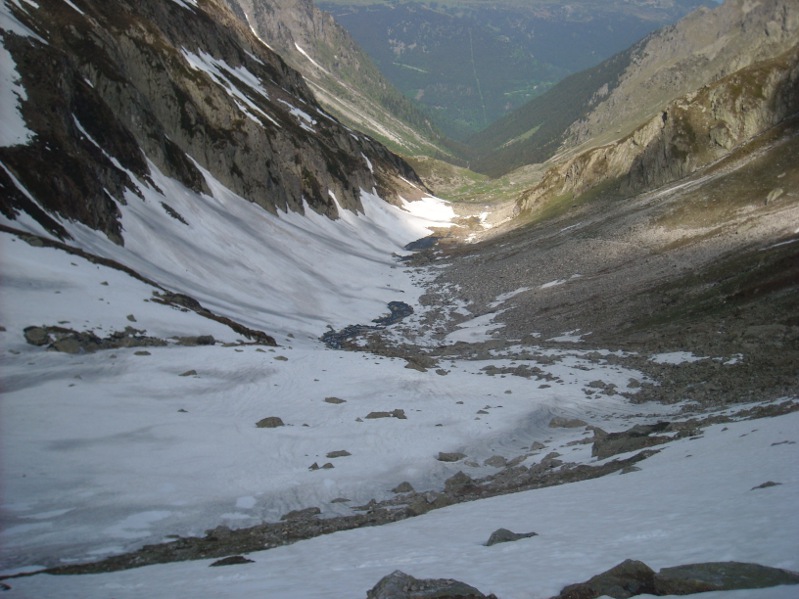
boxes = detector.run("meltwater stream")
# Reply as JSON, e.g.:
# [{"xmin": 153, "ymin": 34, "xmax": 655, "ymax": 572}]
[{"xmin": 320, "ymin": 301, "xmax": 413, "ymax": 349}]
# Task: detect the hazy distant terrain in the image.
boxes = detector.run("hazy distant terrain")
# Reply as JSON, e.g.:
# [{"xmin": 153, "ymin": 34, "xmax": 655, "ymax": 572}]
[{"xmin": 318, "ymin": 0, "xmax": 712, "ymax": 138}]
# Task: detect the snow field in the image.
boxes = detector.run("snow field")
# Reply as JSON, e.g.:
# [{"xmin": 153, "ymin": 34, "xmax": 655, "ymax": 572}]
[{"xmin": 4, "ymin": 410, "xmax": 797, "ymax": 598}]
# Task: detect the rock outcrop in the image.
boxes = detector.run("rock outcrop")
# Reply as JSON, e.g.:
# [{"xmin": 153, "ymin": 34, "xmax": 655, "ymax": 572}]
[
  {"xmin": 0, "ymin": 0, "xmax": 425, "ymax": 244},
  {"xmin": 518, "ymin": 41, "xmax": 799, "ymax": 214}
]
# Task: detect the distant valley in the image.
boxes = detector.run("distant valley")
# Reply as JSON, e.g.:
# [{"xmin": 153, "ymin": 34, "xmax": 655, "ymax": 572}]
[{"xmin": 317, "ymin": 0, "xmax": 713, "ymax": 139}]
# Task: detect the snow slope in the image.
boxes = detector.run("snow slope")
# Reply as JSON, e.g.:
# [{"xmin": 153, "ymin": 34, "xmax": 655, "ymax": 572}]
[
  {"xmin": 4, "ymin": 411, "xmax": 798, "ymax": 598},
  {"xmin": 1, "ymin": 114, "xmax": 797, "ymax": 598}
]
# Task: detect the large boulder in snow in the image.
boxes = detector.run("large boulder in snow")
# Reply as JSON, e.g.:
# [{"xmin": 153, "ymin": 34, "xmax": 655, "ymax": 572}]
[
  {"xmin": 365, "ymin": 570, "xmax": 493, "ymax": 599},
  {"xmin": 552, "ymin": 559, "xmax": 656, "ymax": 598},
  {"xmin": 653, "ymin": 561, "xmax": 799, "ymax": 595},
  {"xmin": 591, "ymin": 422, "xmax": 672, "ymax": 459}
]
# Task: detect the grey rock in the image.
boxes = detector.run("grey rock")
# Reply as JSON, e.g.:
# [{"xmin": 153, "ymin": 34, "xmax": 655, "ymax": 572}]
[
  {"xmin": 654, "ymin": 561, "xmax": 799, "ymax": 595},
  {"xmin": 437, "ymin": 451, "xmax": 467, "ymax": 463},
  {"xmin": 255, "ymin": 416, "xmax": 285, "ymax": 428},
  {"xmin": 553, "ymin": 558, "xmax": 656, "ymax": 599},
  {"xmin": 209, "ymin": 555, "xmax": 254, "ymax": 567},
  {"xmin": 591, "ymin": 422, "xmax": 672, "ymax": 459},
  {"xmin": 280, "ymin": 507, "xmax": 321, "ymax": 521},
  {"xmin": 366, "ymin": 570, "xmax": 489, "ymax": 599},
  {"xmin": 483, "ymin": 455, "xmax": 507, "ymax": 468},
  {"xmin": 391, "ymin": 482, "xmax": 415, "ymax": 494},
  {"xmin": 485, "ymin": 528, "xmax": 537, "ymax": 546},
  {"xmin": 324, "ymin": 396, "xmax": 346, "ymax": 404},
  {"xmin": 549, "ymin": 416, "xmax": 588, "ymax": 428},
  {"xmin": 366, "ymin": 409, "xmax": 407, "ymax": 420},
  {"xmin": 444, "ymin": 471, "xmax": 475, "ymax": 495},
  {"xmin": 326, "ymin": 450, "xmax": 351, "ymax": 458}
]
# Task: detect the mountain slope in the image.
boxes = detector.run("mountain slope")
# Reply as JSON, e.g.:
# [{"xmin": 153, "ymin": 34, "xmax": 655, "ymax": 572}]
[
  {"xmin": 221, "ymin": 0, "xmax": 451, "ymax": 158},
  {"xmin": 0, "ymin": 0, "xmax": 425, "ymax": 246},
  {"xmin": 469, "ymin": 0, "xmax": 799, "ymax": 176}
]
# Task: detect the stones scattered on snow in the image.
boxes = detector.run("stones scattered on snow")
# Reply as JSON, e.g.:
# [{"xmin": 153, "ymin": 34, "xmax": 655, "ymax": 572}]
[
  {"xmin": 324, "ymin": 396, "xmax": 346, "ymax": 404},
  {"xmin": 366, "ymin": 570, "xmax": 494, "ymax": 599},
  {"xmin": 209, "ymin": 555, "xmax": 254, "ymax": 567},
  {"xmin": 549, "ymin": 416, "xmax": 589, "ymax": 429},
  {"xmin": 404, "ymin": 354, "xmax": 439, "ymax": 372},
  {"xmin": 551, "ymin": 559, "xmax": 799, "ymax": 598},
  {"xmin": 255, "ymin": 416, "xmax": 285, "ymax": 428},
  {"xmin": 437, "ymin": 451, "xmax": 467, "ymax": 463},
  {"xmin": 309, "ymin": 462, "xmax": 334, "ymax": 470},
  {"xmin": 530, "ymin": 441, "xmax": 547, "ymax": 451},
  {"xmin": 23, "ymin": 325, "xmax": 221, "ymax": 354},
  {"xmin": 484, "ymin": 528, "xmax": 538, "ymax": 546},
  {"xmin": 23, "ymin": 325, "xmax": 167, "ymax": 353},
  {"xmin": 326, "ymin": 450, "xmax": 351, "ymax": 458},
  {"xmin": 366, "ymin": 409, "xmax": 407, "ymax": 420}
]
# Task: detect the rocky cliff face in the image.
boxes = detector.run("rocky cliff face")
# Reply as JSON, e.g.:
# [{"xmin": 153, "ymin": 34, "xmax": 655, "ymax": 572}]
[
  {"xmin": 469, "ymin": 0, "xmax": 798, "ymax": 177},
  {"xmin": 518, "ymin": 36, "xmax": 799, "ymax": 214},
  {"xmin": 0, "ymin": 0, "xmax": 424, "ymax": 244},
  {"xmin": 564, "ymin": 0, "xmax": 799, "ymax": 151},
  {"xmin": 222, "ymin": 0, "xmax": 446, "ymax": 157}
]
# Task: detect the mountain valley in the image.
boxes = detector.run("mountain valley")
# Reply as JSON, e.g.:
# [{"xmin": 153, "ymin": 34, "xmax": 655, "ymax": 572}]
[{"xmin": 0, "ymin": 0, "xmax": 798, "ymax": 597}]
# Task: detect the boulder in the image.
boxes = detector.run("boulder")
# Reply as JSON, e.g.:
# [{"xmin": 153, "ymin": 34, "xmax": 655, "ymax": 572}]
[
  {"xmin": 256, "ymin": 416, "xmax": 285, "ymax": 428},
  {"xmin": 437, "ymin": 452, "xmax": 467, "ymax": 463},
  {"xmin": 591, "ymin": 422, "xmax": 672, "ymax": 459},
  {"xmin": 485, "ymin": 528, "xmax": 538, "ymax": 546},
  {"xmin": 654, "ymin": 561, "xmax": 799, "ymax": 595},
  {"xmin": 366, "ymin": 570, "xmax": 491, "ymax": 599},
  {"xmin": 553, "ymin": 559, "xmax": 656, "ymax": 599},
  {"xmin": 209, "ymin": 555, "xmax": 254, "ymax": 567}
]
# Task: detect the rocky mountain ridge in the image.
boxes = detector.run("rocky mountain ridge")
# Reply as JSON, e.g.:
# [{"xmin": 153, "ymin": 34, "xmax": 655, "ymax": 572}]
[
  {"xmin": 222, "ymin": 0, "xmax": 449, "ymax": 158},
  {"xmin": 0, "ymin": 0, "xmax": 424, "ymax": 245},
  {"xmin": 517, "ymin": 41, "xmax": 799, "ymax": 214},
  {"xmin": 467, "ymin": 0, "xmax": 799, "ymax": 177}
]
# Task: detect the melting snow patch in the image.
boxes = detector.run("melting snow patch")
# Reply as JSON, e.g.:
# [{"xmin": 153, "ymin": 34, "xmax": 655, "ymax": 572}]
[{"xmin": 650, "ymin": 351, "xmax": 708, "ymax": 364}]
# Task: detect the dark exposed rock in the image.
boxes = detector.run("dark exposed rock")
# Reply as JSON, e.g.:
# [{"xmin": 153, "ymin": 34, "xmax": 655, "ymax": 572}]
[
  {"xmin": 280, "ymin": 507, "xmax": 321, "ymax": 521},
  {"xmin": 366, "ymin": 409, "xmax": 407, "ymax": 420},
  {"xmin": 553, "ymin": 559, "xmax": 656, "ymax": 599},
  {"xmin": 654, "ymin": 562, "xmax": 799, "ymax": 595},
  {"xmin": 549, "ymin": 417, "xmax": 588, "ymax": 429},
  {"xmin": 324, "ymin": 396, "xmax": 346, "ymax": 404},
  {"xmin": 366, "ymin": 570, "xmax": 491, "ymax": 599},
  {"xmin": 437, "ymin": 452, "xmax": 467, "ymax": 463},
  {"xmin": 326, "ymin": 450, "xmax": 351, "ymax": 458},
  {"xmin": 392, "ymin": 482, "xmax": 415, "ymax": 494},
  {"xmin": 484, "ymin": 528, "xmax": 537, "ymax": 546},
  {"xmin": 591, "ymin": 422, "xmax": 672, "ymax": 460},
  {"xmin": 209, "ymin": 555, "xmax": 254, "ymax": 567},
  {"xmin": 443, "ymin": 471, "xmax": 476, "ymax": 496},
  {"xmin": 175, "ymin": 335, "xmax": 216, "ymax": 346},
  {"xmin": 179, "ymin": 370, "xmax": 198, "ymax": 377},
  {"xmin": 751, "ymin": 481, "xmax": 782, "ymax": 490},
  {"xmin": 483, "ymin": 455, "xmax": 507, "ymax": 468},
  {"xmin": 255, "ymin": 417, "xmax": 285, "ymax": 428}
]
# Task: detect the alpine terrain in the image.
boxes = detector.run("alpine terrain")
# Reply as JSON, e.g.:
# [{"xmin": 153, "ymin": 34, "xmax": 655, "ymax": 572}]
[{"xmin": 1, "ymin": 0, "xmax": 798, "ymax": 598}]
